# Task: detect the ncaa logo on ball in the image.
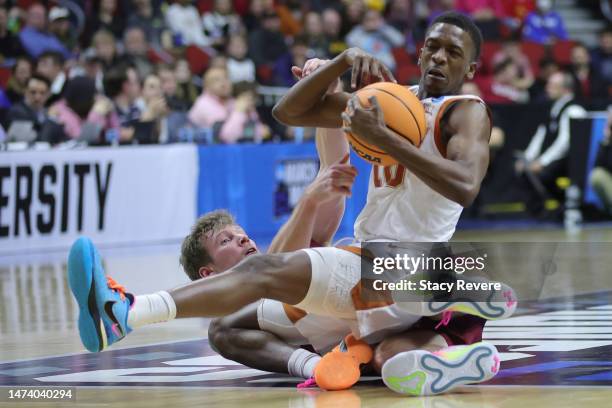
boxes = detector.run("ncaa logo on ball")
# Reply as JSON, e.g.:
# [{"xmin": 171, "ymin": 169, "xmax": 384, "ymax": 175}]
[{"xmin": 349, "ymin": 141, "xmax": 381, "ymax": 164}]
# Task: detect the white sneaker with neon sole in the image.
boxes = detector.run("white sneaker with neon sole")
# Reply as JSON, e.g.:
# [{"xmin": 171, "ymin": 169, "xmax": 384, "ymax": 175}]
[{"xmin": 381, "ymin": 341, "xmax": 500, "ymax": 396}]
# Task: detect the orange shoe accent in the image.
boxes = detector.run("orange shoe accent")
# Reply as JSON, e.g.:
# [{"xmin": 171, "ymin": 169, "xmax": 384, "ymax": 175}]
[
  {"xmin": 106, "ymin": 276, "xmax": 127, "ymax": 301},
  {"xmin": 314, "ymin": 351, "xmax": 361, "ymax": 391},
  {"xmin": 333, "ymin": 335, "xmax": 374, "ymax": 365}
]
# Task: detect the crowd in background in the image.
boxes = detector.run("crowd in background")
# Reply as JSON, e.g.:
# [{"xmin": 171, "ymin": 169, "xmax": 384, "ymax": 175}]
[{"xmin": 0, "ymin": 0, "xmax": 610, "ymax": 146}]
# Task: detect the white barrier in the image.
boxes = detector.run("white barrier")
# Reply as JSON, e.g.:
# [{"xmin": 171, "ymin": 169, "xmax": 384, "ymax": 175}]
[{"xmin": 0, "ymin": 145, "xmax": 198, "ymax": 254}]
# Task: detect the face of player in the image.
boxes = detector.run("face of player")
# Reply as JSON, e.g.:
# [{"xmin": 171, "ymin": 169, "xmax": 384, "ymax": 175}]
[
  {"xmin": 419, "ymin": 23, "xmax": 477, "ymax": 98},
  {"xmin": 201, "ymin": 224, "xmax": 259, "ymax": 276}
]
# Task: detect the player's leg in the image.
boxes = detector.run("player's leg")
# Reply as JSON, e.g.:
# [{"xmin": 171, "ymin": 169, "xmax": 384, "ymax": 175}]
[
  {"xmin": 208, "ymin": 300, "xmax": 321, "ymax": 379},
  {"xmin": 374, "ymin": 329, "xmax": 500, "ymax": 397},
  {"xmin": 68, "ymin": 237, "xmax": 312, "ymax": 352}
]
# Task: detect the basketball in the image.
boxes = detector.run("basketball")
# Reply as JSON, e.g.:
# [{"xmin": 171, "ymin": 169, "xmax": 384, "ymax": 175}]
[{"xmin": 344, "ymin": 82, "xmax": 427, "ymax": 166}]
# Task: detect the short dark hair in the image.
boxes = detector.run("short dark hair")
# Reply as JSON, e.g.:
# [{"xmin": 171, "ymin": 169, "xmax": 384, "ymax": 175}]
[
  {"xmin": 428, "ymin": 12, "xmax": 483, "ymax": 62},
  {"xmin": 12, "ymin": 56, "xmax": 33, "ymax": 73},
  {"xmin": 103, "ymin": 63, "xmax": 135, "ymax": 98},
  {"xmin": 27, "ymin": 73, "xmax": 51, "ymax": 89},
  {"xmin": 37, "ymin": 50, "xmax": 65, "ymax": 67},
  {"xmin": 180, "ymin": 210, "xmax": 237, "ymax": 281},
  {"xmin": 493, "ymin": 57, "xmax": 514, "ymax": 75}
]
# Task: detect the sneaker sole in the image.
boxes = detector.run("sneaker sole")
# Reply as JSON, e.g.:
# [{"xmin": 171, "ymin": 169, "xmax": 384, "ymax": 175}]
[
  {"xmin": 67, "ymin": 237, "xmax": 106, "ymax": 352},
  {"xmin": 382, "ymin": 343, "xmax": 499, "ymax": 396}
]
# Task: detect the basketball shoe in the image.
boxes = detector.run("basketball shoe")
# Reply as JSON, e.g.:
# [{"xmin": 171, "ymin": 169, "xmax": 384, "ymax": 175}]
[
  {"xmin": 67, "ymin": 237, "xmax": 134, "ymax": 352},
  {"xmin": 382, "ymin": 341, "xmax": 500, "ymax": 396},
  {"xmin": 392, "ymin": 275, "xmax": 518, "ymax": 321}
]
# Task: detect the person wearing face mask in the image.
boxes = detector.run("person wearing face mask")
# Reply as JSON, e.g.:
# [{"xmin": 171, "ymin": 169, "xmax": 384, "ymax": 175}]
[{"xmin": 522, "ymin": 0, "xmax": 568, "ymax": 45}]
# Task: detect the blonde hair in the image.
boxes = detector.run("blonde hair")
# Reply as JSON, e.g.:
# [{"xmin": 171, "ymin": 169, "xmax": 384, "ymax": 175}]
[{"xmin": 180, "ymin": 210, "xmax": 236, "ymax": 280}]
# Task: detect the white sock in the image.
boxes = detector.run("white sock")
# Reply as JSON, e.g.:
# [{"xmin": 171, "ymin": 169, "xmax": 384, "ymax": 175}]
[
  {"xmin": 127, "ymin": 291, "xmax": 177, "ymax": 329},
  {"xmin": 287, "ymin": 348, "xmax": 321, "ymax": 379}
]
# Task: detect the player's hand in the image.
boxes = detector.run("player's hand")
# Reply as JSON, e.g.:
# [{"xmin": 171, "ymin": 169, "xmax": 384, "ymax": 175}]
[
  {"xmin": 303, "ymin": 154, "xmax": 358, "ymax": 203},
  {"xmin": 515, "ymin": 159, "xmax": 526, "ymax": 174},
  {"xmin": 529, "ymin": 161, "xmax": 543, "ymax": 174},
  {"xmin": 291, "ymin": 58, "xmax": 342, "ymax": 94},
  {"xmin": 341, "ymin": 47, "xmax": 396, "ymax": 89},
  {"xmin": 342, "ymin": 94, "xmax": 386, "ymax": 145}
]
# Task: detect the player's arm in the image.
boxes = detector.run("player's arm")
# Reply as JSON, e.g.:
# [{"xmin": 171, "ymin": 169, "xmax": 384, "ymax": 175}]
[
  {"xmin": 272, "ymin": 48, "xmax": 395, "ymax": 128},
  {"xmin": 344, "ymin": 96, "xmax": 490, "ymax": 207}
]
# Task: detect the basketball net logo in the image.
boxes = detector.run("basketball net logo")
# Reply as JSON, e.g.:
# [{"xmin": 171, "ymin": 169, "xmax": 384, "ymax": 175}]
[{"xmin": 373, "ymin": 165, "xmax": 406, "ymax": 188}]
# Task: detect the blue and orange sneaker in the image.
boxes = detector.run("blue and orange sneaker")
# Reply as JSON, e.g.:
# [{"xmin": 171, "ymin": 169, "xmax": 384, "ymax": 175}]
[
  {"xmin": 67, "ymin": 237, "xmax": 134, "ymax": 352},
  {"xmin": 382, "ymin": 341, "xmax": 500, "ymax": 396}
]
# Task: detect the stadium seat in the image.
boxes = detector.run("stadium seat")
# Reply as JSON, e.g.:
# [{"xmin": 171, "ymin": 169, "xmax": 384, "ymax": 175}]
[
  {"xmin": 0, "ymin": 66, "xmax": 11, "ymax": 88},
  {"xmin": 185, "ymin": 45, "xmax": 211, "ymax": 76},
  {"xmin": 479, "ymin": 41, "xmax": 502, "ymax": 75},
  {"xmin": 552, "ymin": 40, "xmax": 576, "ymax": 66}
]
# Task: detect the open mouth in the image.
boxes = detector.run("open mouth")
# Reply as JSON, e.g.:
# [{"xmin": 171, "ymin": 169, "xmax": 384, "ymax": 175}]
[
  {"xmin": 427, "ymin": 68, "xmax": 446, "ymax": 80},
  {"xmin": 245, "ymin": 248, "xmax": 258, "ymax": 256}
]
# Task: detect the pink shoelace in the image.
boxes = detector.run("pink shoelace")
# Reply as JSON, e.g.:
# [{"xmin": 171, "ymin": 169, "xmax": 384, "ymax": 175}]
[
  {"xmin": 297, "ymin": 377, "xmax": 317, "ymax": 389},
  {"xmin": 435, "ymin": 310, "xmax": 453, "ymax": 330}
]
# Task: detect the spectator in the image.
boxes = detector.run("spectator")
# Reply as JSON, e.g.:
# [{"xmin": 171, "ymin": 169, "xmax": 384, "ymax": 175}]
[
  {"xmin": 346, "ymin": 8, "xmax": 404, "ymax": 73},
  {"xmin": 138, "ymin": 73, "xmax": 171, "ymax": 143},
  {"xmin": 226, "ymin": 34, "xmax": 256, "ymax": 83},
  {"xmin": 522, "ymin": 0, "xmax": 568, "ymax": 44},
  {"xmin": 247, "ymin": 10, "xmax": 288, "ymax": 71},
  {"xmin": 461, "ymin": 81, "xmax": 505, "ymax": 151},
  {"xmin": 529, "ymin": 58, "xmax": 559, "ymax": 102},
  {"xmin": 515, "ymin": 71, "xmax": 586, "ymax": 215},
  {"xmin": 591, "ymin": 27, "xmax": 612, "ymax": 86},
  {"xmin": 303, "ymin": 11, "xmax": 327, "ymax": 58},
  {"xmin": 157, "ymin": 64, "xmax": 189, "ymax": 111},
  {"xmin": 568, "ymin": 43, "xmax": 609, "ymax": 102},
  {"xmin": 188, "ymin": 67, "xmax": 267, "ymax": 143},
  {"xmin": 492, "ymin": 37, "xmax": 535, "ymax": 91},
  {"xmin": 504, "ymin": 0, "xmax": 535, "ymax": 24},
  {"xmin": 91, "ymin": 29, "xmax": 118, "ymax": 69},
  {"xmin": 82, "ymin": 0, "xmax": 126, "ymax": 47},
  {"xmin": 5, "ymin": 74, "xmax": 50, "ymax": 137},
  {"xmin": 0, "ymin": 5, "xmax": 24, "ymax": 61},
  {"xmin": 242, "ymin": 0, "xmax": 274, "ymax": 32},
  {"xmin": 165, "ymin": 0, "xmax": 208, "ymax": 47},
  {"xmin": 456, "ymin": 0, "xmax": 504, "ymax": 38},
  {"xmin": 36, "ymin": 51, "xmax": 66, "ymax": 105},
  {"xmin": 481, "ymin": 58, "xmax": 530, "ymax": 104},
  {"xmin": 321, "ymin": 7, "xmax": 347, "ymax": 57},
  {"xmin": 118, "ymin": 26, "xmax": 154, "ymax": 78},
  {"xmin": 231, "ymin": 81, "xmax": 270, "ymax": 142},
  {"xmin": 343, "ymin": 0, "xmax": 366, "ymax": 36},
  {"xmin": 48, "ymin": 7, "xmax": 76, "ymax": 52},
  {"xmin": 590, "ymin": 108, "xmax": 612, "ymax": 215},
  {"xmin": 386, "ymin": 0, "xmax": 415, "ymax": 34},
  {"xmin": 18, "ymin": 3, "xmax": 70, "ymax": 59},
  {"xmin": 174, "ymin": 58, "xmax": 199, "ymax": 107},
  {"xmin": 428, "ymin": 0, "xmax": 459, "ymax": 25},
  {"xmin": 273, "ymin": 35, "xmax": 309, "ymax": 87},
  {"xmin": 103, "ymin": 63, "xmax": 143, "ymax": 143},
  {"xmin": 5, "ymin": 56, "xmax": 33, "ymax": 104},
  {"xmin": 201, "ymin": 0, "xmax": 244, "ymax": 50},
  {"xmin": 47, "ymin": 76, "xmax": 119, "ymax": 142},
  {"xmin": 127, "ymin": 0, "xmax": 168, "ymax": 46}
]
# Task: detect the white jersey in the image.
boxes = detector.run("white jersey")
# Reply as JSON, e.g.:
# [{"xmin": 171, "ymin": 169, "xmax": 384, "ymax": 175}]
[{"xmin": 354, "ymin": 86, "xmax": 489, "ymax": 242}]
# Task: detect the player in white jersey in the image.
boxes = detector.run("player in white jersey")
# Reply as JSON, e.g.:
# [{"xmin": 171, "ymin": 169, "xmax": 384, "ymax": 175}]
[{"xmin": 67, "ymin": 12, "xmax": 513, "ymax": 396}]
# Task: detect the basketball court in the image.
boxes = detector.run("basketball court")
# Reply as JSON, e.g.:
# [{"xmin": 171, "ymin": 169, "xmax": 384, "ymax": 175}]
[{"xmin": 2, "ymin": 227, "xmax": 612, "ymax": 407}]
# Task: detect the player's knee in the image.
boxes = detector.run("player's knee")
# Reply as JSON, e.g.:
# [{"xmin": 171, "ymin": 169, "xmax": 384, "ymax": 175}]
[{"xmin": 208, "ymin": 318, "xmax": 230, "ymax": 355}]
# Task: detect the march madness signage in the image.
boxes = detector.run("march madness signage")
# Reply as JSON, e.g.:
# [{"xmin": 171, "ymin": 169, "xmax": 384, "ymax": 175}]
[
  {"xmin": 0, "ymin": 145, "xmax": 198, "ymax": 253},
  {"xmin": 274, "ymin": 157, "xmax": 319, "ymax": 218}
]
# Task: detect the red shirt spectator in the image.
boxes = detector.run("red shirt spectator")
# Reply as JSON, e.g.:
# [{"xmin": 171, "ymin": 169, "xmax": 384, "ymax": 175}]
[{"xmin": 456, "ymin": 0, "xmax": 505, "ymax": 19}]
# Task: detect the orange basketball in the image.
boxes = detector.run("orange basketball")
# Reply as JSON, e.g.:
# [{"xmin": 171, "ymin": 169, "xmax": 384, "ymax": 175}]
[{"xmin": 344, "ymin": 82, "xmax": 426, "ymax": 166}]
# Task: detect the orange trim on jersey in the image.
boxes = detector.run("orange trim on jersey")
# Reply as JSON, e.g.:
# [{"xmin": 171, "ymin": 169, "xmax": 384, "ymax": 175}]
[
  {"xmin": 350, "ymin": 281, "xmax": 394, "ymax": 310},
  {"xmin": 433, "ymin": 97, "xmax": 491, "ymax": 158},
  {"xmin": 336, "ymin": 245, "xmax": 361, "ymax": 256},
  {"xmin": 282, "ymin": 303, "xmax": 307, "ymax": 323}
]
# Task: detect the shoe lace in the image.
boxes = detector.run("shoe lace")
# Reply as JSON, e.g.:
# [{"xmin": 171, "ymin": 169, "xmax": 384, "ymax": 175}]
[
  {"xmin": 435, "ymin": 310, "xmax": 453, "ymax": 330},
  {"xmin": 106, "ymin": 276, "xmax": 127, "ymax": 301},
  {"xmin": 297, "ymin": 377, "xmax": 317, "ymax": 389}
]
